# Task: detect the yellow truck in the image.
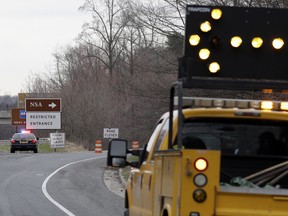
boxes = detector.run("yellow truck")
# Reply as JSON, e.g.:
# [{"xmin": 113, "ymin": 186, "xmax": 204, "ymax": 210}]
[
  {"xmin": 107, "ymin": 5, "xmax": 288, "ymax": 216},
  {"xmin": 109, "ymin": 97, "xmax": 288, "ymax": 216}
]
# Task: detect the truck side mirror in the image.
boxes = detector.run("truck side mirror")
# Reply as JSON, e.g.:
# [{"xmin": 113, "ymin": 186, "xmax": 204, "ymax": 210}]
[{"xmin": 107, "ymin": 139, "xmax": 128, "ymax": 167}]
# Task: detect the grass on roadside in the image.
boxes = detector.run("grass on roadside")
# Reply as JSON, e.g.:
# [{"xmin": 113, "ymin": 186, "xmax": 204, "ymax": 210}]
[
  {"xmin": 121, "ymin": 166, "xmax": 132, "ymax": 182},
  {"xmin": 0, "ymin": 145, "xmax": 10, "ymax": 152},
  {"xmin": 118, "ymin": 155, "xmax": 139, "ymax": 182},
  {"xmin": 0, "ymin": 142, "xmax": 87, "ymax": 153}
]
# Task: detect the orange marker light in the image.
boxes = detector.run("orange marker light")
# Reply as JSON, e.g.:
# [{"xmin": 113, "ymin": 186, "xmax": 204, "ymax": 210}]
[
  {"xmin": 280, "ymin": 102, "xmax": 288, "ymax": 111},
  {"xmin": 261, "ymin": 101, "xmax": 273, "ymax": 110}
]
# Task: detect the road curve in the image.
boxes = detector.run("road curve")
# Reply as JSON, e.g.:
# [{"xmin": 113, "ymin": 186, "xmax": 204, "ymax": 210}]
[
  {"xmin": 42, "ymin": 156, "xmax": 106, "ymax": 216},
  {"xmin": 0, "ymin": 151, "xmax": 125, "ymax": 216}
]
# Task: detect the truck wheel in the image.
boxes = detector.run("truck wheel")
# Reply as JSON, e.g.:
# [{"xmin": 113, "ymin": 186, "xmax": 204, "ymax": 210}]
[
  {"xmin": 34, "ymin": 148, "xmax": 38, "ymax": 153},
  {"xmin": 124, "ymin": 209, "xmax": 129, "ymax": 216},
  {"xmin": 10, "ymin": 149, "xmax": 15, "ymax": 153}
]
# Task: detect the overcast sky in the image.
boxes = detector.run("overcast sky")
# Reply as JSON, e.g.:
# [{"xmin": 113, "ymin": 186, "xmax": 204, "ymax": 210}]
[{"xmin": 0, "ymin": 0, "xmax": 88, "ymax": 96}]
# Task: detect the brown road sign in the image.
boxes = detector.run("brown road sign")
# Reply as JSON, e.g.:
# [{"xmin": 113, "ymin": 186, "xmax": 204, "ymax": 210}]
[
  {"xmin": 25, "ymin": 98, "xmax": 61, "ymax": 112},
  {"xmin": 11, "ymin": 108, "xmax": 26, "ymax": 125}
]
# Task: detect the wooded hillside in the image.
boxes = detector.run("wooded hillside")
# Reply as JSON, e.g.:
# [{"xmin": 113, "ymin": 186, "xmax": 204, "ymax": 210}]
[{"xmin": 23, "ymin": 0, "xmax": 288, "ymax": 149}]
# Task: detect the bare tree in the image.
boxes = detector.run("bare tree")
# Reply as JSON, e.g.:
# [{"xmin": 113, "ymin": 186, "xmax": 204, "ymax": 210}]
[
  {"xmin": 79, "ymin": 0, "xmax": 129, "ymax": 78},
  {"xmin": 191, "ymin": 0, "xmax": 288, "ymax": 7}
]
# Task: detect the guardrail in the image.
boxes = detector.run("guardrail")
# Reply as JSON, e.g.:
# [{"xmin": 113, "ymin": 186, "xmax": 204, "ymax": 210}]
[
  {"xmin": 0, "ymin": 140, "xmax": 10, "ymax": 145},
  {"xmin": 38, "ymin": 138, "xmax": 51, "ymax": 144},
  {"xmin": 0, "ymin": 139, "xmax": 50, "ymax": 146}
]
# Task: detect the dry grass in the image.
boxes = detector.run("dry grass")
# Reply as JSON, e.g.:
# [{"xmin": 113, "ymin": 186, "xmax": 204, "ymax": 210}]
[
  {"xmin": 0, "ymin": 141, "xmax": 87, "ymax": 153},
  {"xmin": 62, "ymin": 141, "xmax": 87, "ymax": 152}
]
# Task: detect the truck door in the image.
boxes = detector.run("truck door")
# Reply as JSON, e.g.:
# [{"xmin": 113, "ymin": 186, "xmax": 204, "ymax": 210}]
[
  {"xmin": 141, "ymin": 118, "xmax": 169, "ymax": 216},
  {"xmin": 130, "ymin": 116, "xmax": 169, "ymax": 216}
]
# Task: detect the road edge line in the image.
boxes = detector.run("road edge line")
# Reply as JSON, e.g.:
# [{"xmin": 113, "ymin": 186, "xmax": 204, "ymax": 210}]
[{"xmin": 42, "ymin": 156, "xmax": 106, "ymax": 216}]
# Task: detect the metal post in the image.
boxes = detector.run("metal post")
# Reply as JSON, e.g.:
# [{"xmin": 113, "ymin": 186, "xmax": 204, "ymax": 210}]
[
  {"xmin": 168, "ymin": 85, "xmax": 175, "ymax": 149},
  {"xmin": 177, "ymin": 81, "xmax": 183, "ymax": 150},
  {"xmin": 168, "ymin": 81, "xmax": 183, "ymax": 150}
]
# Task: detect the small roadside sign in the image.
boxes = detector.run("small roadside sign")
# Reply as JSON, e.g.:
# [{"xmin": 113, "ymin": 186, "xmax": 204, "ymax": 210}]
[
  {"xmin": 50, "ymin": 132, "xmax": 65, "ymax": 148},
  {"xmin": 103, "ymin": 128, "xmax": 119, "ymax": 139},
  {"xmin": 25, "ymin": 98, "xmax": 61, "ymax": 112},
  {"xmin": 103, "ymin": 128, "xmax": 110, "ymax": 138}
]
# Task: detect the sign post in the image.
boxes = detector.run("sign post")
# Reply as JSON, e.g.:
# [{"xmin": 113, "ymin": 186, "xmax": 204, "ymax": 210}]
[{"xmin": 18, "ymin": 93, "xmax": 27, "ymax": 108}]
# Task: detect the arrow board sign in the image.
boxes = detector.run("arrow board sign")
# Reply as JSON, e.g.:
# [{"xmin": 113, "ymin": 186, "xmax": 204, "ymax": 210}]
[
  {"xmin": 25, "ymin": 98, "xmax": 61, "ymax": 112},
  {"xmin": 26, "ymin": 112, "xmax": 61, "ymax": 129}
]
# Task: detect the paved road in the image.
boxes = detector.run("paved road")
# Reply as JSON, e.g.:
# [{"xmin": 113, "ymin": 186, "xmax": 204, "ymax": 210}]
[{"xmin": 0, "ymin": 151, "xmax": 125, "ymax": 216}]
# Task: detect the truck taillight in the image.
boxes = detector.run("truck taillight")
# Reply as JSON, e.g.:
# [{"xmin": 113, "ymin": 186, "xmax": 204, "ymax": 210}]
[
  {"xmin": 194, "ymin": 158, "xmax": 208, "ymax": 171},
  {"xmin": 32, "ymin": 140, "xmax": 37, "ymax": 144},
  {"xmin": 194, "ymin": 174, "xmax": 207, "ymax": 187},
  {"xmin": 11, "ymin": 139, "xmax": 16, "ymax": 144},
  {"xmin": 193, "ymin": 189, "xmax": 207, "ymax": 203}
]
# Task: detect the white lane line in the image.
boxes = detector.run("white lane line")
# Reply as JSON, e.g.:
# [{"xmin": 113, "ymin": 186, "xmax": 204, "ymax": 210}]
[{"xmin": 42, "ymin": 156, "xmax": 106, "ymax": 216}]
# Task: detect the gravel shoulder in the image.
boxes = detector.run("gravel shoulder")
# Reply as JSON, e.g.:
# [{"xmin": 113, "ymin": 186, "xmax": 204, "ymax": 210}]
[{"xmin": 103, "ymin": 167, "xmax": 127, "ymax": 198}]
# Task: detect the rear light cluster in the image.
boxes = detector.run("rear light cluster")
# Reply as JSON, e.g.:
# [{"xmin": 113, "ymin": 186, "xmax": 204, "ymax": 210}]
[
  {"xmin": 11, "ymin": 139, "xmax": 37, "ymax": 144},
  {"xmin": 189, "ymin": 157, "xmax": 208, "ymax": 216},
  {"xmin": 193, "ymin": 158, "xmax": 208, "ymax": 203}
]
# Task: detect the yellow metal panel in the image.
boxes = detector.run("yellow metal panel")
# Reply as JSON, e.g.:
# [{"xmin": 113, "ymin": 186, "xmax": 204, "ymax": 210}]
[
  {"xmin": 130, "ymin": 168, "xmax": 142, "ymax": 216},
  {"xmin": 141, "ymin": 163, "xmax": 154, "ymax": 216},
  {"xmin": 154, "ymin": 151, "xmax": 182, "ymax": 216},
  {"xmin": 216, "ymin": 191, "xmax": 288, "ymax": 216},
  {"xmin": 154, "ymin": 156, "xmax": 163, "ymax": 216}
]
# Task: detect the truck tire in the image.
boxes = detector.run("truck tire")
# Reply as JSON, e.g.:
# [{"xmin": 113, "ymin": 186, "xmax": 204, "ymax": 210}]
[
  {"xmin": 34, "ymin": 148, "xmax": 38, "ymax": 153},
  {"xmin": 124, "ymin": 209, "xmax": 129, "ymax": 216}
]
